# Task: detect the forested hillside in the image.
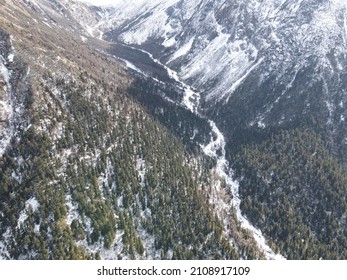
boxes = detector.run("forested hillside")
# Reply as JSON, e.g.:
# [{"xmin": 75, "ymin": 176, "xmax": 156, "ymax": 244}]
[
  {"xmin": 233, "ymin": 129, "xmax": 347, "ymax": 259},
  {"xmin": 0, "ymin": 0, "xmax": 262, "ymax": 260},
  {"xmin": 2, "ymin": 0, "xmax": 347, "ymax": 260}
]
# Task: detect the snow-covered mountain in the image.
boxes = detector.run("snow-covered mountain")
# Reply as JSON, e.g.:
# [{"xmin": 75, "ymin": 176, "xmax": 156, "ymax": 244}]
[
  {"xmin": 72, "ymin": 0, "xmax": 347, "ymax": 259},
  {"xmin": 85, "ymin": 0, "xmax": 347, "ymax": 161},
  {"xmin": 0, "ymin": 0, "xmax": 269, "ymax": 260},
  {"xmin": 95, "ymin": 1, "xmax": 346, "ymax": 98},
  {"xmin": 2, "ymin": 0, "xmax": 347, "ymax": 260}
]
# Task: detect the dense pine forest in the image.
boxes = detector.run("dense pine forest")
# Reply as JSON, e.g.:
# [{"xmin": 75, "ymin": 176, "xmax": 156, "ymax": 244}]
[{"xmin": 233, "ymin": 129, "xmax": 347, "ymax": 259}]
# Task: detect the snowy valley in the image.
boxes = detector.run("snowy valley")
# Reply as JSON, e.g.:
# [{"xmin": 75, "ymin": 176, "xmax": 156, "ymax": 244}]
[{"xmin": 1, "ymin": 0, "xmax": 347, "ymax": 260}]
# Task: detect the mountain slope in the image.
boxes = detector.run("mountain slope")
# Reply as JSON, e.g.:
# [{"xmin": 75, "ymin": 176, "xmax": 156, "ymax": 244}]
[
  {"xmin": 2, "ymin": 0, "xmax": 347, "ymax": 260},
  {"xmin": 234, "ymin": 129, "xmax": 347, "ymax": 259},
  {"xmin": 74, "ymin": 0, "xmax": 347, "ymax": 259},
  {"xmin": 97, "ymin": 0, "xmax": 347, "ymax": 148},
  {"xmin": 0, "ymin": 0, "xmax": 263, "ymax": 260}
]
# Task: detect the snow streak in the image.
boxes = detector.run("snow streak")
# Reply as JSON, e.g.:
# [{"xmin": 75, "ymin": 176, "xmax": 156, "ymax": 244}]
[
  {"xmin": 202, "ymin": 121, "xmax": 284, "ymax": 260},
  {"xmin": 0, "ymin": 54, "xmax": 14, "ymax": 157}
]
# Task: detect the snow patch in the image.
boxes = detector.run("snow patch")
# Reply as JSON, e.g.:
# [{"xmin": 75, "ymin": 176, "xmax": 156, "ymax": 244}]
[
  {"xmin": 162, "ymin": 37, "xmax": 176, "ymax": 48},
  {"xmin": 136, "ymin": 158, "xmax": 146, "ymax": 187},
  {"xmin": 0, "ymin": 55, "xmax": 14, "ymax": 157},
  {"xmin": 223, "ymin": 58, "xmax": 264, "ymax": 103},
  {"xmin": 123, "ymin": 60, "xmax": 147, "ymax": 76},
  {"xmin": 182, "ymin": 86, "xmax": 200, "ymax": 113},
  {"xmin": 17, "ymin": 197, "xmax": 40, "ymax": 229},
  {"xmin": 8, "ymin": 53, "xmax": 14, "ymax": 63},
  {"xmin": 85, "ymin": 25, "xmax": 95, "ymax": 36},
  {"xmin": 80, "ymin": 35, "xmax": 87, "ymax": 42},
  {"xmin": 65, "ymin": 194, "xmax": 79, "ymax": 226},
  {"xmin": 168, "ymin": 37, "xmax": 195, "ymax": 63},
  {"xmin": 0, "ymin": 56, "xmax": 10, "ymax": 83},
  {"xmin": 42, "ymin": 21, "xmax": 51, "ymax": 28},
  {"xmin": 257, "ymin": 120, "xmax": 266, "ymax": 129},
  {"xmin": 0, "ymin": 228, "xmax": 11, "ymax": 259}
]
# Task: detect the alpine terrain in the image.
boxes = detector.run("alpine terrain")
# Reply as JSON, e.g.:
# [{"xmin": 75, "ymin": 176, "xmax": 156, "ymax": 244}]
[{"xmin": 1, "ymin": 0, "xmax": 347, "ymax": 260}]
